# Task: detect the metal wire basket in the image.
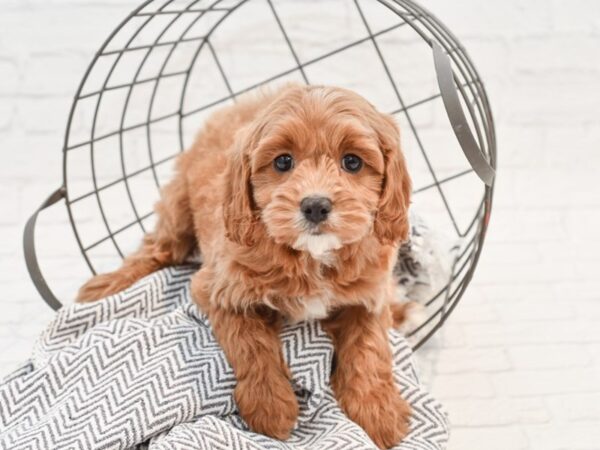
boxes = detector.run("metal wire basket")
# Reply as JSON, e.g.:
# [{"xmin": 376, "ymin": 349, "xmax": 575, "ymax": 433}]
[{"xmin": 24, "ymin": 0, "xmax": 496, "ymax": 350}]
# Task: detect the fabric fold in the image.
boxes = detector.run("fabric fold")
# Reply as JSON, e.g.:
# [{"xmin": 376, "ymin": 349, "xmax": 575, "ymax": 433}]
[{"xmin": 1, "ymin": 267, "xmax": 448, "ymax": 450}]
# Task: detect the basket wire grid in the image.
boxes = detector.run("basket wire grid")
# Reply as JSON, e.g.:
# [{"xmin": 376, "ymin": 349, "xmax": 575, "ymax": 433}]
[{"xmin": 24, "ymin": 0, "xmax": 496, "ymax": 350}]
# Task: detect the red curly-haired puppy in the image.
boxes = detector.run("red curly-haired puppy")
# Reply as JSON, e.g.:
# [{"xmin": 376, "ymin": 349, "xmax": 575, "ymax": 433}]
[{"xmin": 77, "ymin": 84, "xmax": 412, "ymax": 449}]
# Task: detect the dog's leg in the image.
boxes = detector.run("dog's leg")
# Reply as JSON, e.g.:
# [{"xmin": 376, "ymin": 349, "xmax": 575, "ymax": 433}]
[
  {"xmin": 77, "ymin": 174, "xmax": 196, "ymax": 302},
  {"xmin": 322, "ymin": 306, "xmax": 411, "ymax": 449},
  {"xmin": 196, "ymin": 283, "xmax": 298, "ymax": 440},
  {"xmin": 213, "ymin": 307, "xmax": 298, "ymax": 439}
]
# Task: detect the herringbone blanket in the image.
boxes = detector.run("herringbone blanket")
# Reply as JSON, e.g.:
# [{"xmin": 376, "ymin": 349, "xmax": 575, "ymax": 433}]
[{"xmin": 1, "ymin": 264, "xmax": 449, "ymax": 450}]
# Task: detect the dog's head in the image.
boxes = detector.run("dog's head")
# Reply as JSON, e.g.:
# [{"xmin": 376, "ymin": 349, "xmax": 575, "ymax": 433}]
[{"xmin": 223, "ymin": 85, "xmax": 411, "ymax": 260}]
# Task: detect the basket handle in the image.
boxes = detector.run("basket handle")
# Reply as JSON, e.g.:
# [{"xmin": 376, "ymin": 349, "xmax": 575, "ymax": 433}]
[
  {"xmin": 23, "ymin": 187, "xmax": 67, "ymax": 311},
  {"xmin": 432, "ymin": 41, "xmax": 495, "ymax": 186}
]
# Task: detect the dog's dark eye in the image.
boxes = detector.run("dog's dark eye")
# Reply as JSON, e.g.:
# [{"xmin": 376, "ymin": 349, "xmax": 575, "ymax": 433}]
[
  {"xmin": 273, "ymin": 154, "xmax": 294, "ymax": 172},
  {"xmin": 341, "ymin": 154, "xmax": 363, "ymax": 173}
]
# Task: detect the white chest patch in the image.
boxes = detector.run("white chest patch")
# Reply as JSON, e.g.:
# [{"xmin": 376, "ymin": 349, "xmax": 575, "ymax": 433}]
[
  {"xmin": 293, "ymin": 233, "xmax": 342, "ymax": 263},
  {"xmin": 300, "ymin": 297, "xmax": 330, "ymax": 320}
]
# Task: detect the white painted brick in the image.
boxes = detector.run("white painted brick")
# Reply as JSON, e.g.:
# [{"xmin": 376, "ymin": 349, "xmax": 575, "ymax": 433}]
[
  {"xmin": 474, "ymin": 255, "xmax": 578, "ymax": 285},
  {"xmin": 458, "ymin": 38, "xmax": 511, "ymax": 85},
  {"xmin": 507, "ymin": 73, "xmax": 600, "ymax": 126},
  {"xmin": 0, "ymin": 5, "xmax": 138, "ymax": 56},
  {"xmin": 566, "ymin": 208, "xmax": 600, "ymax": 243},
  {"xmin": 511, "ymin": 36, "xmax": 600, "ymax": 74},
  {"xmin": 526, "ymin": 422, "xmax": 600, "ymax": 450},
  {"xmin": 480, "ymin": 241, "xmax": 541, "ymax": 266},
  {"xmin": 549, "ymin": 237, "xmax": 600, "ymax": 266},
  {"xmin": 464, "ymin": 319, "xmax": 600, "ymax": 348},
  {"xmin": 545, "ymin": 125, "xmax": 600, "ymax": 168},
  {"xmin": 551, "ymin": 0, "xmax": 600, "ymax": 33},
  {"xmin": 494, "ymin": 299, "xmax": 577, "ymax": 322},
  {"xmin": 431, "ymin": 348, "xmax": 512, "ymax": 374},
  {"xmin": 17, "ymin": 96, "xmax": 72, "ymax": 134},
  {"xmin": 493, "ymin": 368, "xmax": 600, "ymax": 397},
  {"xmin": 572, "ymin": 299, "xmax": 600, "ymax": 320},
  {"xmin": 448, "ymin": 426, "xmax": 529, "ymax": 450},
  {"xmin": 431, "ymin": 373, "xmax": 496, "ymax": 399},
  {"xmin": 424, "ymin": 0, "xmax": 553, "ymax": 38},
  {"xmin": 0, "ymin": 336, "xmax": 33, "ymax": 375},
  {"xmin": 0, "ymin": 102, "xmax": 16, "ymax": 130},
  {"xmin": 494, "ymin": 125, "xmax": 546, "ymax": 169},
  {"xmin": 481, "ymin": 171, "xmax": 516, "ymax": 211},
  {"xmin": 508, "ymin": 344, "xmax": 592, "ymax": 370},
  {"xmin": 483, "ymin": 209, "xmax": 568, "ymax": 244},
  {"xmin": 0, "ymin": 58, "xmax": 19, "ymax": 95},
  {"xmin": 0, "ymin": 299, "xmax": 49, "ymax": 327},
  {"xmin": 0, "ymin": 186, "xmax": 20, "ymax": 224},
  {"xmin": 442, "ymin": 398, "xmax": 519, "ymax": 426},
  {"xmin": 473, "ymin": 283, "xmax": 559, "ymax": 303},
  {"xmin": 510, "ymin": 168, "xmax": 600, "ymax": 209},
  {"xmin": 511, "ymin": 397, "xmax": 553, "ymax": 425},
  {"xmin": 434, "ymin": 323, "xmax": 468, "ymax": 349},
  {"xmin": 0, "ymin": 134, "xmax": 63, "ymax": 183},
  {"xmin": 21, "ymin": 53, "xmax": 88, "ymax": 97},
  {"xmin": 554, "ymin": 280, "xmax": 600, "ymax": 302},
  {"xmin": 587, "ymin": 340, "xmax": 600, "ymax": 363},
  {"xmin": 546, "ymin": 393, "xmax": 600, "ymax": 422},
  {"xmin": 451, "ymin": 302, "xmax": 498, "ymax": 324},
  {"xmin": 443, "ymin": 396, "xmax": 552, "ymax": 427},
  {"xmin": 0, "ymin": 223, "xmax": 21, "ymax": 257}
]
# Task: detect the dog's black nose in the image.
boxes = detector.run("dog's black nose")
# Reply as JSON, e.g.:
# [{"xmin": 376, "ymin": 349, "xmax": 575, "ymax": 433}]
[{"xmin": 300, "ymin": 196, "xmax": 332, "ymax": 224}]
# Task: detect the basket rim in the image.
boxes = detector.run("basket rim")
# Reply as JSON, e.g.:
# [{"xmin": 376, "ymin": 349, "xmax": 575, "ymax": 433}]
[{"xmin": 51, "ymin": 0, "xmax": 495, "ymax": 350}]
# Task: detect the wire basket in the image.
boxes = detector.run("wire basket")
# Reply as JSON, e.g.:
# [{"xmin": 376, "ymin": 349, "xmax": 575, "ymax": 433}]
[{"xmin": 24, "ymin": 0, "xmax": 496, "ymax": 350}]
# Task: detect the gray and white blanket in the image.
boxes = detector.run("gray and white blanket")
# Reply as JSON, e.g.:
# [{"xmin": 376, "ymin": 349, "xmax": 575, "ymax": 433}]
[{"xmin": 0, "ymin": 215, "xmax": 452, "ymax": 450}]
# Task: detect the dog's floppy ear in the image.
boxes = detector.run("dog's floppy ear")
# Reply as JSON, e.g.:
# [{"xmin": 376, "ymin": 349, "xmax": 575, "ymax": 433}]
[
  {"xmin": 223, "ymin": 128, "xmax": 259, "ymax": 246},
  {"xmin": 373, "ymin": 114, "xmax": 412, "ymax": 245}
]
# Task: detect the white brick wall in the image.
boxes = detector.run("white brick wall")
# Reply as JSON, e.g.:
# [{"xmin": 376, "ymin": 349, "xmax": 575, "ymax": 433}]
[{"xmin": 1, "ymin": 1, "xmax": 600, "ymax": 449}]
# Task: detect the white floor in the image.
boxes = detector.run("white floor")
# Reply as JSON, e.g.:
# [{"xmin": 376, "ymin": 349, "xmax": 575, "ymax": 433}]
[{"xmin": 1, "ymin": 1, "xmax": 600, "ymax": 449}]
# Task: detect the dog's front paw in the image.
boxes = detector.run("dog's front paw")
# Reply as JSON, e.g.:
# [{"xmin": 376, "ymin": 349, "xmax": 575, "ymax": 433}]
[
  {"xmin": 235, "ymin": 371, "xmax": 299, "ymax": 440},
  {"xmin": 336, "ymin": 380, "xmax": 411, "ymax": 449}
]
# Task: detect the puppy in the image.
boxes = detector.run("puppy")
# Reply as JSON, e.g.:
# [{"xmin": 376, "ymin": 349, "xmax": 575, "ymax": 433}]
[{"xmin": 77, "ymin": 84, "xmax": 412, "ymax": 449}]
